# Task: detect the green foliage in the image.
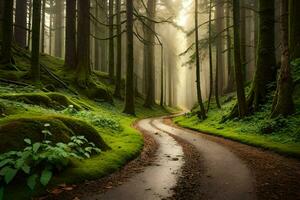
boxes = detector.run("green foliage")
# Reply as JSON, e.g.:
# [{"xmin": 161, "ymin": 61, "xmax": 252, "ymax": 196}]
[{"xmin": 0, "ymin": 125, "xmax": 101, "ymax": 199}]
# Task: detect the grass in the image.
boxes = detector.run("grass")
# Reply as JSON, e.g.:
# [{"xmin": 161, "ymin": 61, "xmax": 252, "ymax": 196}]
[{"xmin": 174, "ymin": 89, "xmax": 300, "ymax": 159}]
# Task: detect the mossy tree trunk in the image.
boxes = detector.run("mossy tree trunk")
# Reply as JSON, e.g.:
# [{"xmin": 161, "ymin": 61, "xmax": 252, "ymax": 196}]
[
  {"xmin": 271, "ymin": 0, "xmax": 294, "ymax": 118},
  {"xmin": 31, "ymin": 0, "xmax": 42, "ymax": 82},
  {"xmin": 114, "ymin": 0, "xmax": 122, "ymax": 98},
  {"xmin": 1, "ymin": 0, "xmax": 14, "ymax": 64},
  {"xmin": 289, "ymin": 0, "xmax": 300, "ymax": 60},
  {"xmin": 15, "ymin": 0, "xmax": 28, "ymax": 48},
  {"xmin": 65, "ymin": 0, "xmax": 77, "ymax": 69},
  {"xmin": 144, "ymin": 0, "xmax": 157, "ymax": 108},
  {"xmin": 76, "ymin": 0, "xmax": 91, "ymax": 88},
  {"xmin": 123, "ymin": 0, "xmax": 135, "ymax": 115},
  {"xmin": 195, "ymin": 0, "xmax": 206, "ymax": 120},
  {"xmin": 233, "ymin": 0, "xmax": 247, "ymax": 118},
  {"xmin": 108, "ymin": 0, "xmax": 115, "ymax": 82}
]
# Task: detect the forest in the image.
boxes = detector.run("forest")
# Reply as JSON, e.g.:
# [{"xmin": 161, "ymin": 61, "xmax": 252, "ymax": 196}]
[{"xmin": 0, "ymin": 0, "xmax": 299, "ymax": 199}]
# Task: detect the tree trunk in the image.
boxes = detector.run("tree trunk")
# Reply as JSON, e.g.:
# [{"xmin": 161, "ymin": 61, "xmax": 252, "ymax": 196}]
[
  {"xmin": 240, "ymin": 0, "xmax": 247, "ymax": 80},
  {"xmin": 65, "ymin": 0, "xmax": 77, "ymax": 69},
  {"xmin": 100, "ymin": 0, "xmax": 108, "ymax": 72},
  {"xmin": 1, "ymin": 0, "xmax": 14, "ymax": 64},
  {"xmin": 123, "ymin": 0, "xmax": 135, "ymax": 115},
  {"xmin": 215, "ymin": 0, "xmax": 224, "ymax": 108},
  {"xmin": 31, "ymin": 0, "xmax": 42, "ymax": 82},
  {"xmin": 233, "ymin": 0, "xmax": 247, "ymax": 118},
  {"xmin": 250, "ymin": 0, "xmax": 276, "ymax": 111},
  {"xmin": 226, "ymin": 1, "xmax": 235, "ymax": 93},
  {"xmin": 55, "ymin": 0, "xmax": 64, "ymax": 57},
  {"xmin": 114, "ymin": 0, "xmax": 122, "ymax": 98},
  {"xmin": 289, "ymin": 0, "xmax": 300, "ymax": 60},
  {"xmin": 108, "ymin": 0, "xmax": 115, "ymax": 81},
  {"xmin": 76, "ymin": 0, "xmax": 91, "ymax": 88},
  {"xmin": 195, "ymin": 0, "xmax": 206, "ymax": 119},
  {"xmin": 206, "ymin": 0, "xmax": 214, "ymax": 112},
  {"xmin": 15, "ymin": 0, "xmax": 28, "ymax": 48},
  {"xmin": 271, "ymin": 0, "xmax": 294, "ymax": 117},
  {"xmin": 27, "ymin": 0, "xmax": 32, "ymax": 50},
  {"xmin": 41, "ymin": 0, "xmax": 46, "ymax": 53},
  {"xmin": 144, "ymin": 0, "xmax": 157, "ymax": 108},
  {"xmin": 94, "ymin": 1, "xmax": 100, "ymax": 70},
  {"xmin": 0, "ymin": 0, "xmax": 4, "ymax": 43}
]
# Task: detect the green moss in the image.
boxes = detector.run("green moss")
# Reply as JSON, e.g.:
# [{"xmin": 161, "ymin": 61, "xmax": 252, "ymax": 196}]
[
  {"xmin": 0, "ymin": 115, "xmax": 108, "ymax": 153},
  {"xmin": 0, "ymin": 92, "xmax": 81, "ymax": 110}
]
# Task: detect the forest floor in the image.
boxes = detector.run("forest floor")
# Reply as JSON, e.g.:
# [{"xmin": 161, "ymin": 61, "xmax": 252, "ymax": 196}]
[
  {"xmin": 40, "ymin": 116, "xmax": 300, "ymax": 200},
  {"xmin": 0, "ymin": 48, "xmax": 173, "ymax": 200}
]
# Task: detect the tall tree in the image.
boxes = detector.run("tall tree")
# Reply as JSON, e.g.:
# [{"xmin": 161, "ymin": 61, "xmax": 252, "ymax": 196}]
[
  {"xmin": 0, "ymin": 0, "xmax": 4, "ymax": 43},
  {"xmin": 271, "ymin": 0, "xmax": 294, "ymax": 117},
  {"xmin": 233, "ymin": 0, "xmax": 247, "ymax": 117},
  {"xmin": 225, "ymin": 1, "xmax": 235, "ymax": 93},
  {"xmin": 240, "ymin": 0, "xmax": 247, "ymax": 79},
  {"xmin": 76, "ymin": 0, "xmax": 91, "ymax": 87},
  {"xmin": 195, "ymin": 0, "xmax": 206, "ymax": 119},
  {"xmin": 144, "ymin": 0, "xmax": 157, "ymax": 108},
  {"xmin": 31, "ymin": 0, "xmax": 42, "ymax": 82},
  {"xmin": 1, "ymin": 0, "xmax": 14, "ymax": 65},
  {"xmin": 108, "ymin": 0, "xmax": 115, "ymax": 81},
  {"xmin": 289, "ymin": 0, "xmax": 300, "ymax": 60},
  {"xmin": 65, "ymin": 0, "xmax": 77, "ymax": 69},
  {"xmin": 215, "ymin": 0, "xmax": 224, "ymax": 109},
  {"xmin": 114, "ymin": 0, "xmax": 122, "ymax": 98},
  {"xmin": 249, "ymin": 0, "xmax": 276, "ymax": 111},
  {"xmin": 206, "ymin": 0, "xmax": 213, "ymax": 112},
  {"xmin": 54, "ymin": 0, "xmax": 64, "ymax": 57},
  {"xmin": 123, "ymin": 0, "xmax": 135, "ymax": 115},
  {"xmin": 41, "ymin": 0, "xmax": 46, "ymax": 53},
  {"xmin": 15, "ymin": 0, "xmax": 28, "ymax": 48}
]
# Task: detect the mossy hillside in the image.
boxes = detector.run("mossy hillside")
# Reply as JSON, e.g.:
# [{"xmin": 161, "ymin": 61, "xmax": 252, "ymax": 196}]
[
  {"xmin": 174, "ymin": 83, "xmax": 300, "ymax": 158},
  {"xmin": 0, "ymin": 85, "xmax": 170, "ymax": 199},
  {"xmin": 0, "ymin": 46, "xmax": 113, "ymax": 103}
]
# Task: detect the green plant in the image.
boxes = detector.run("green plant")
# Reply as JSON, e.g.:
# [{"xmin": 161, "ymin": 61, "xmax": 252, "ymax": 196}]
[{"xmin": 0, "ymin": 124, "xmax": 101, "ymax": 200}]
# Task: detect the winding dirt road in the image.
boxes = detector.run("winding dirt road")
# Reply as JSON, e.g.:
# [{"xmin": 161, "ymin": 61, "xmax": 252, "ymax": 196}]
[{"xmin": 45, "ymin": 116, "xmax": 300, "ymax": 200}]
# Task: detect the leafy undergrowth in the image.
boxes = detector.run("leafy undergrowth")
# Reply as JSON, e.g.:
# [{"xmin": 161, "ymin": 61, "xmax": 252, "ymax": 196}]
[
  {"xmin": 0, "ymin": 49, "xmax": 171, "ymax": 199},
  {"xmin": 174, "ymin": 85, "xmax": 300, "ymax": 158}
]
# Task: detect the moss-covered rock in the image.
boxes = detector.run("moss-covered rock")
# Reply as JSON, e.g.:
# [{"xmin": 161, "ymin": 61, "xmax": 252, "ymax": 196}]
[
  {"xmin": 0, "ymin": 115, "xmax": 109, "ymax": 153},
  {"xmin": 0, "ymin": 92, "xmax": 81, "ymax": 110}
]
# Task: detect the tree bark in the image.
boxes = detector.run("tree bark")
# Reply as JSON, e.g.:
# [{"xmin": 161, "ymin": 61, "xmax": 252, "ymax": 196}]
[
  {"xmin": 195, "ymin": 0, "xmax": 207, "ymax": 119},
  {"xmin": 144, "ymin": 0, "xmax": 157, "ymax": 108},
  {"xmin": 65, "ymin": 0, "xmax": 77, "ymax": 69},
  {"xmin": 55, "ymin": 0, "xmax": 64, "ymax": 57},
  {"xmin": 0, "ymin": 0, "xmax": 4, "ymax": 43},
  {"xmin": 76, "ymin": 0, "xmax": 91, "ymax": 88},
  {"xmin": 215, "ymin": 0, "xmax": 224, "ymax": 108},
  {"xmin": 206, "ymin": 0, "xmax": 214, "ymax": 112},
  {"xmin": 271, "ymin": 0, "xmax": 294, "ymax": 117},
  {"xmin": 289, "ymin": 0, "xmax": 300, "ymax": 60},
  {"xmin": 41, "ymin": 0, "xmax": 46, "ymax": 53},
  {"xmin": 123, "ymin": 0, "xmax": 135, "ymax": 115},
  {"xmin": 233, "ymin": 0, "xmax": 247, "ymax": 118},
  {"xmin": 31, "ymin": 0, "xmax": 42, "ymax": 82},
  {"xmin": 15, "ymin": 0, "xmax": 28, "ymax": 48},
  {"xmin": 114, "ymin": 0, "xmax": 122, "ymax": 98},
  {"xmin": 1, "ymin": 0, "xmax": 14, "ymax": 64},
  {"xmin": 250, "ymin": 0, "xmax": 276, "ymax": 111},
  {"xmin": 108, "ymin": 0, "xmax": 115, "ymax": 81}
]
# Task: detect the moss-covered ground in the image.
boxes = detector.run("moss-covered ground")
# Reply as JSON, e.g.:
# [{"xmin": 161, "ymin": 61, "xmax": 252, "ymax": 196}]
[
  {"xmin": 174, "ymin": 85, "xmax": 300, "ymax": 158},
  {"xmin": 0, "ymin": 49, "xmax": 171, "ymax": 199}
]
